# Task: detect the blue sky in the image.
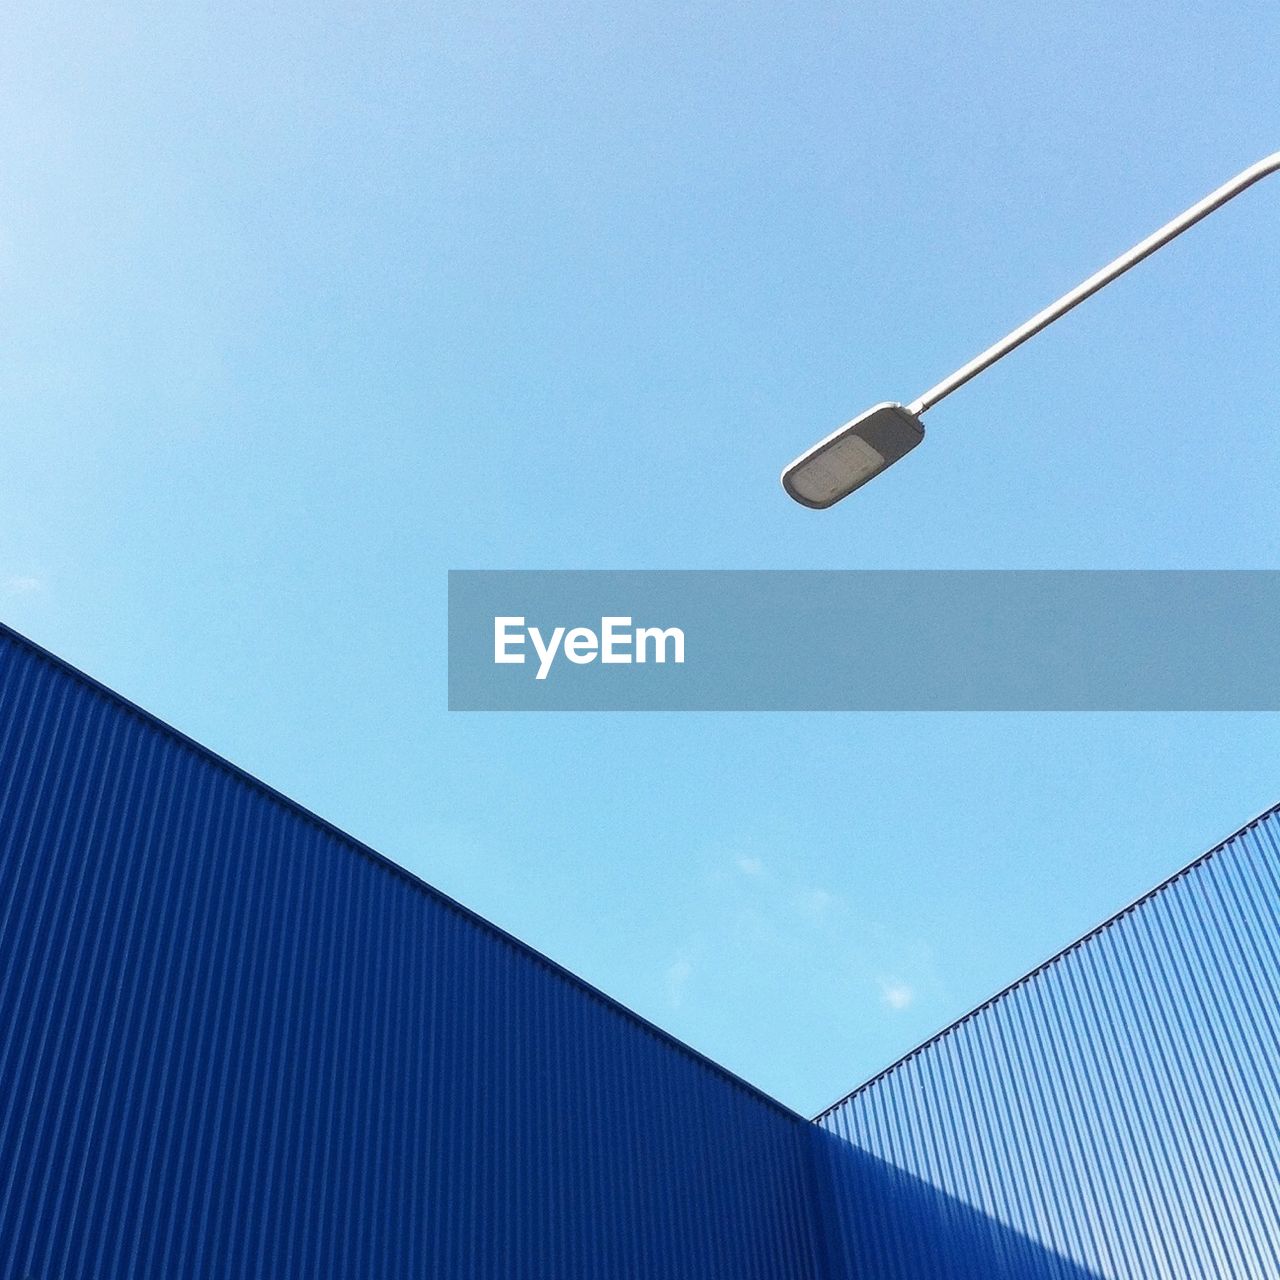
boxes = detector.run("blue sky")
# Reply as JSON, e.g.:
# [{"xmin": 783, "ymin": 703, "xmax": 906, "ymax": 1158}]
[{"xmin": 3, "ymin": 0, "xmax": 1279, "ymax": 1113}]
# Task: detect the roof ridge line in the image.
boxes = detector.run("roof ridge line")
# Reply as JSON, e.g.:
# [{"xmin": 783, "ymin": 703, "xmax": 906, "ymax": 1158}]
[
  {"xmin": 0, "ymin": 620, "xmax": 804, "ymax": 1126},
  {"xmin": 812, "ymin": 795, "xmax": 1280, "ymax": 1122}
]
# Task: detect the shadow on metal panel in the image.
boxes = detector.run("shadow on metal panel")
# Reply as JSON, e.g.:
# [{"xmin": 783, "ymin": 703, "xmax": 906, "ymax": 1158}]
[{"xmin": 813, "ymin": 1129, "xmax": 1104, "ymax": 1280}]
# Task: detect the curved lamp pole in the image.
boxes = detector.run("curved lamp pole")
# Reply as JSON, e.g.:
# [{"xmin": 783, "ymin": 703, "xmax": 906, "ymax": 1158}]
[{"xmin": 782, "ymin": 150, "xmax": 1280, "ymax": 509}]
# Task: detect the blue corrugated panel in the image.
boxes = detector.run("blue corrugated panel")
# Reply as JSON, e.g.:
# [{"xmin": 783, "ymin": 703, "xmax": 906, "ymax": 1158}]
[
  {"xmin": 0, "ymin": 623, "xmax": 830, "ymax": 1279},
  {"xmin": 815, "ymin": 803, "xmax": 1280, "ymax": 1279}
]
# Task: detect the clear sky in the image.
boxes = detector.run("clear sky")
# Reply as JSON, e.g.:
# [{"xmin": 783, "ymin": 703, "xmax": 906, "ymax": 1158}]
[{"xmin": 3, "ymin": 0, "xmax": 1279, "ymax": 1114}]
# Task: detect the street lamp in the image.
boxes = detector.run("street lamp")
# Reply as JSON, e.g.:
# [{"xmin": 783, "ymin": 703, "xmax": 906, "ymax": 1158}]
[{"xmin": 782, "ymin": 151, "xmax": 1280, "ymax": 509}]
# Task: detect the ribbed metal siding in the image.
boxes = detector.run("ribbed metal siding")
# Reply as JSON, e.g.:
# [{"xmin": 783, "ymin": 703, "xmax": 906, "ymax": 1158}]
[
  {"xmin": 815, "ymin": 805, "xmax": 1280, "ymax": 1279},
  {"xmin": 0, "ymin": 624, "xmax": 828, "ymax": 1280}
]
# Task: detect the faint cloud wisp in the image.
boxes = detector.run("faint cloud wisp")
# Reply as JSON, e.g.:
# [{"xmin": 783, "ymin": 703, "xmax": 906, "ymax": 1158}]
[
  {"xmin": 879, "ymin": 980, "xmax": 915, "ymax": 1011},
  {"xmin": 798, "ymin": 887, "xmax": 834, "ymax": 920},
  {"xmin": 665, "ymin": 959, "xmax": 693, "ymax": 1009},
  {"xmin": 4, "ymin": 576, "xmax": 43, "ymax": 596}
]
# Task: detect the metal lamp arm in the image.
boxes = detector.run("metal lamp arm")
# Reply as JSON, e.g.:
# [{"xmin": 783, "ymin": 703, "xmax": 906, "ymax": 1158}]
[{"xmin": 908, "ymin": 151, "xmax": 1280, "ymax": 417}]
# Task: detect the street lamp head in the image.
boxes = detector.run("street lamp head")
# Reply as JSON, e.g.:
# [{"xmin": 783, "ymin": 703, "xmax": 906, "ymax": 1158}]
[
  {"xmin": 780, "ymin": 153, "xmax": 1280, "ymax": 511},
  {"xmin": 781, "ymin": 402, "xmax": 925, "ymax": 509}
]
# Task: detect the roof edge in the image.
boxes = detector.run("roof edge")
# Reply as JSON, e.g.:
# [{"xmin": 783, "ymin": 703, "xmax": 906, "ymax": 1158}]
[
  {"xmin": 813, "ymin": 795, "xmax": 1280, "ymax": 1122},
  {"xmin": 0, "ymin": 620, "xmax": 804, "ymax": 1126}
]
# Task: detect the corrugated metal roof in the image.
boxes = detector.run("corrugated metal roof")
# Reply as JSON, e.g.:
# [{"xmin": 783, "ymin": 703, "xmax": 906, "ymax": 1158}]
[
  {"xmin": 1, "ymin": 621, "xmax": 797, "ymax": 1125},
  {"xmin": 816, "ymin": 802, "xmax": 1280, "ymax": 1277},
  {"xmin": 0, "ymin": 622, "xmax": 828, "ymax": 1278}
]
